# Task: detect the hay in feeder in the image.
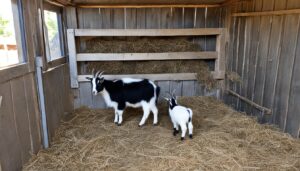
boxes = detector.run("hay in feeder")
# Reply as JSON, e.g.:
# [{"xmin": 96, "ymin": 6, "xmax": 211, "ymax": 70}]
[
  {"xmin": 86, "ymin": 60, "xmax": 217, "ymax": 90},
  {"xmin": 23, "ymin": 97, "xmax": 300, "ymax": 171},
  {"xmin": 83, "ymin": 37, "xmax": 201, "ymax": 53}
]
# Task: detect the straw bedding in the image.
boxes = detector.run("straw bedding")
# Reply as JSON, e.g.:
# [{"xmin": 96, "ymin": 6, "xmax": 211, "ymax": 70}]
[
  {"xmin": 23, "ymin": 97, "xmax": 300, "ymax": 171},
  {"xmin": 83, "ymin": 37, "xmax": 201, "ymax": 53}
]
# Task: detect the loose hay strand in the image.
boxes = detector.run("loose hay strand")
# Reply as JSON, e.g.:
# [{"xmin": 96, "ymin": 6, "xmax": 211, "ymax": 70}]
[{"xmin": 23, "ymin": 97, "xmax": 300, "ymax": 171}]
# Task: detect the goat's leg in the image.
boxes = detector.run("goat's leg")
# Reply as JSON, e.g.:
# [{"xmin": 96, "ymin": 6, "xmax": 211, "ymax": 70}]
[
  {"xmin": 150, "ymin": 105, "xmax": 158, "ymax": 125},
  {"xmin": 173, "ymin": 123, "xmax": 179, "ymax": 136},
  {"xmin": 188, "ymin": 122, "xmax": 193, "ymax": 139},
  {"xmin": 180, "ymin": 123, "xmax": 187, "ymax": 141},
  {"xmin": 117, "ymin": 110, "xmax": 124, "ymax": 126},
  {"xmin": 113, "ymin": 107, "xmax": 118, "ymax": 124},
  {"xmin": 139, "ymin": 105, "xmax": 150, "ymax": 127},
  {"xmin": 114, "ymin": 111, "xmax": 118, "ymax": 124}
]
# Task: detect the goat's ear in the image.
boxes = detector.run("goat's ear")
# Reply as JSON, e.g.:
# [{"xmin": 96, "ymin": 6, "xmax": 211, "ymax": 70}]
[{"xmin": 86, "ymin": 77, "xmax": 92, "ymax": 81}]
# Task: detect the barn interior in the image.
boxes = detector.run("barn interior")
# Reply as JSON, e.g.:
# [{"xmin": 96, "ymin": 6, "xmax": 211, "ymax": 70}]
[{"xmin": 1, "ymin": 0, "xmax": 300, "ymax": 170}]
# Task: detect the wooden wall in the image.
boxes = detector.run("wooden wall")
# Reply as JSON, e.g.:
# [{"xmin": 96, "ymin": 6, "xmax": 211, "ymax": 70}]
[
  {"xmin": 0, "ymin": 73, "xmax": 41, "ymax": 171},
  {"xmin": 76, "ymin": 7, "xmax": 225, "ymax": 51},
  {"xmin": 225, "ymin": 0, "xmax": 300, "ymax": 138},
  {"xmin": 42, "ymin": 64, "xmax": 73, "ymax": 139}
]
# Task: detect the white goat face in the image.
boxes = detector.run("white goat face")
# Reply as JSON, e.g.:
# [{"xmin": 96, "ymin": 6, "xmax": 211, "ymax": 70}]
[{"xmin": 86, "ymin": 70, "xmax": 104, "ymax": 96}]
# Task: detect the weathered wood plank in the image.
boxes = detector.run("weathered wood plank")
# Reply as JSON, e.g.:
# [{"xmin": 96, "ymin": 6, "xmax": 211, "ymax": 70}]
[
  {"xmin": 273, "ymin": 15, "xmax": 300, "ymax": 129},
  {"xmin": 113, "ymin": 8, "xmax": 125, "ymax": 29},
  {"xmin": 10, "ymin": 77, "xmax": 31, "ymax": 164},
  {"xmin": 92, "ymin": 93, "xmax": 107, "ymax": 109},
  {"xmin": 77, "ymin": 52, "xmax": 218, "ymax": 61},
  {"xmin": 66, "ymin": 7, "xmax": 78, "ymax": 28},
  {"xmin": 67, "ymin": 29, "xmax": 79, "ymax": 88},
  {"xmin": 136, "ymin": 8, "xmax": 146, "ymax": 29},
  {"xmin": 146, "ymin": 8, "xmax": 161, "ymax": 29},
  {"xmin": 285, "ymin": 24, "xmax": 300, "ymax": 136},
  {"xmin": 23, "ymin": 74, "xmax": 41, "ymax": 154},
  {"xmin": 125, "ymin": 8, "xmax": 137, "ymax": 29},
  {"xmin": 0, "ymin": 82, "xmax": 22, "ymax": 171},
  {"xmin": 182, "ymin": 81, "xmax": 196, "ymax": 96},
  {"xmin": 74, "ymin": 28, "xmax": 224, "ymax": 36},
  {"xmin": 157, "ymin": 81, "xmax": 170, "ymax": 101},
  {"xmin": 79, "ymin": 73, "xmax": 197, "ymax": 82},
  {"xmin": 232, "ymin": 8, "xmax": 300, "ymax": 17},
  {"xmin": 79, "ymin": 82, "xmax": 93, "ymax": 107},
  {"xmin": 184, "ymin": 8, "xmax": 194, "ymax": 28},
  {"xmin": 170, "ymin": 81, "xmax": 183, "ymax": 96}
]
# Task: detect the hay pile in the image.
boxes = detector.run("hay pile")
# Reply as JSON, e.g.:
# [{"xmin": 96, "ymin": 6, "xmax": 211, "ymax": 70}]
[
  {"xmin": 23, "ymin": 97, "xmax": 300, "ymax": 171},
  {"xmin": 83, "ymin": 37, "xmax": 200, "ymax": 53},
  {"xmin": 86, "ymin": 60, "xmax": 217, "ymax": 89}
]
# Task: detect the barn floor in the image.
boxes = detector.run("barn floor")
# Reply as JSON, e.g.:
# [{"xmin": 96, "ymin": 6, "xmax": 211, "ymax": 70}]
[{"xmin": 23, "ymin": 97, "xmax": 300, "ymax": 171}]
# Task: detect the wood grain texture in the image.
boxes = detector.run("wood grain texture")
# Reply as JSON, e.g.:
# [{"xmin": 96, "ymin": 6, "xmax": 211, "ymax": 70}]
[
  {"xmin": 23, "ymin": 74, "xmax": 42, "ymax": 154},
  {"xmin": 0, "ymin": 82, "xmax": 22, "ymax": 171},
  {"xmin": 78, "ymin": 73, "xmax": 197, "ymax": 82},
  {"xmin": 10, "ymin": 77, "xmax": 32, "ymax": 164},
  {"xmin": 273, "ymin": 15, "xmax": 300, "ymax": 129},
  {"xmin": 77, "ymin": 52, "xmax": 218, "ymax": 61},
  {"xmin": 74, "ymin": 28, "xmax": 224, "ymax": 36}
]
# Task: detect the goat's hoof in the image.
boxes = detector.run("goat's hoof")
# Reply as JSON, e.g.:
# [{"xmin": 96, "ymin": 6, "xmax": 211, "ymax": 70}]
[
  {"xmin": 153, "ymin": 123, "xmax": 158, "ymax": 126},
  {"xmin": 117, "ymin": 123, "xmax": 122, "ymax": 126},
  {"xmin": 138, "ymin": 124, "xmax": 143, "ymax": 127},
  {"xmin": 189, "ymin": 134, "xmax": 193, "ymax": 139},
  {"xmin": 181, "ymin": 137, "xmax": 185, "ymax": 141},
  {"xmin": 173, "ymin": 132, "xmax": 177, "ymax": 136},
  {"xmin": 114, "ymin": 122, "xmax": 118, "ymax": 125}
]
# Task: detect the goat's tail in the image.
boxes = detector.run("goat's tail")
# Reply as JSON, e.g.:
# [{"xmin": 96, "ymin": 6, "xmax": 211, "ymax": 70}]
[
  {"xmin": 155, "ymin": 86, "xmax": 160, "ymax": 105},
  {"xmin": 187, "ymin": 108, "xmax": 193, "ymax": 122}
]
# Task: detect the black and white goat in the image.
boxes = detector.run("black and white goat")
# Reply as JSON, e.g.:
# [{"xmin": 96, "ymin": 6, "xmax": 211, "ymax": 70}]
[
  {"xmin": 164, "ymin": 91, "xmax": 193, "ymax": 140},
  {"xmin": 86, "ymin": 70, "xmax": 160, "ymax": 126}
]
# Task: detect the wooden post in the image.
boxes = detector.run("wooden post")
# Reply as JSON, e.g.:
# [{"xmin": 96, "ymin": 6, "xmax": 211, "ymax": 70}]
[
  {"xmin": 215, "ymin": 28, "xmax": 226, "ymax": 99},
  {"xmin": 67, "ymin": 29, "xmax": 78, "ymax": 88}
]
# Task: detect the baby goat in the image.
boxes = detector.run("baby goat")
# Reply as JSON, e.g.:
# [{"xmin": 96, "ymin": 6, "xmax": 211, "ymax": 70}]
[{"xmin": 164, "ymin": 91, "xmax": 193, "ymax": 140}]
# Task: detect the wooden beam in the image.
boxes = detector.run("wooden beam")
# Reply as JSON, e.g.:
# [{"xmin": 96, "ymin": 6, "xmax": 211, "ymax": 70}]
[
  {"xmin": 78, "ymin": 73, "xmax": 198, "ymax": 82},
  {"xmin": 67, "ymin": 29, "xmax": 79, "ymax": 88},
  {"xmin": 74, "ymin": 28, "xmax": 224, "ymax": 36},
  {"xmin": 232, "ymin": 9, "xmax": 300, "ymax": 17},
  {"xmin": 227, "ymin": 89, "xmax": 272, "ymax": 115},
  {"xmin": 77, "ymin": 4, "xmax": 221, "ymax": 9},
  {"xmin": 77, "ymin": 52, "xmax": 218, "ymax": 61}
]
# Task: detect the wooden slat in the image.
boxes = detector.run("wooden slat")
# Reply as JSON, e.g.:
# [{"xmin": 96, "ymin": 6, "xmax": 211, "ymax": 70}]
[
  {"xmin": 227, "ymin": 89, "xmax": 272, "ymax": 115},
  {"xmin": 170, "ymin": 81, "xmax": 183, "ymax": 96},
  {"xmin": 77, "ymin": 52, "xmax": 218, "ymax": 61},
  {"xmin": 10, "ymin": 77, "xmax": 32, "ymax": 164},
  {"xmin": 23, "ymin": 74, "xmax": 41, "ymax": 154},
  {"xmin": 74, "ymin": 28, "xmax": 224, "ymax": 36},
  {"xmin": 157, "ymin": 81, "xmax": 170, "ymax": 100},
  {"xmin": 0, "ymin": 82, "xmax": 22, "ymax": 171},
  {"xmin": 0, "ymin": 63, "xmax": 31, "ymax": 84},
  {"xmin": 79, "ymin": 82, "xmax": 93, "ymax": 107},
  {"xmin": 78, "ymin": 73, "xmax": 197, "ymax": 82},
  {"xmin": 274, "ymin": 15, "xmax": 300, "ymax": 130},
  {"xmin": 77, "ymin": 4, "xmax": 221, "ymax": 9},
  {"xmin": 67, "ymin": 29, "xmax": 79, "ymax": 88},
  {"xmin": 232, "ymin": 8, "xmax": 300, "ymax": 17},
  {"xmin": 182, "ymin": 80, "xmax": 196, "ymax": 96}
]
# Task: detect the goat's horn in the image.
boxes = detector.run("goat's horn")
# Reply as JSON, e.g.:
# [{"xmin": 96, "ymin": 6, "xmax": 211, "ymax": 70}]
[
  {"xmin": 96, "ymin": 71, "xmax": 104, "ymax": 77},
  {"xmin": 165, "ymin": 91, "xmax": 172, "ymax": 98},
  {"xmin": 171, "ymin": 89, "xmax": 177, "ymax": 98},
  {"xmin": 92, "ymin": 68, "xmax": 95, "ymax": 76}
]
